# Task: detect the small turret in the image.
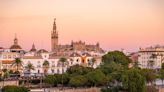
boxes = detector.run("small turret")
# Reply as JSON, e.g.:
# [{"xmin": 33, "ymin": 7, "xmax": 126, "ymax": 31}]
[{"xmin": 30, "ymin": 43, "xmax": 37, "ymax": 52}]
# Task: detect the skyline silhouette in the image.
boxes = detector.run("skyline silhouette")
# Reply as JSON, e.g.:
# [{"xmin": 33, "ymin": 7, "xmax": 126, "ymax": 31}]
[{"xmin": 0, "ymin": 0, "xmax": 164, "ymax": 52}]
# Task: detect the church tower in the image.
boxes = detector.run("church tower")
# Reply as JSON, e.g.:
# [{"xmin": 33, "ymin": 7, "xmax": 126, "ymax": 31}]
[{"xmin": 51, "ymin": 18, "xmax": 58, "ymax": 51}]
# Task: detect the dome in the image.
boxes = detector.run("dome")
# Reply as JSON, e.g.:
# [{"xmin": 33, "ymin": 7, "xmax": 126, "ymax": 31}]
[
  {"xmin": 10, "ymin": 34, "xmax": 22, "ymax": 50},
  {"xmin": 10, "ymin": 44, "xmax": 22, "ymax": 49},
  {"xmin": 37, "ymin": 49, "xmax": 48, "ymax": 53},
  {"xmin": 30, "ymin": 48, "xmax": 37, "ymax": 52}
]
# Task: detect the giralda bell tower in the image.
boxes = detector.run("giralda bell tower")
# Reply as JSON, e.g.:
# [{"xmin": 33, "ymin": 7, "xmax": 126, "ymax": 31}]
[{"xmin": 51, "ymin": 18, "xmax": 58, "ymax": 51}]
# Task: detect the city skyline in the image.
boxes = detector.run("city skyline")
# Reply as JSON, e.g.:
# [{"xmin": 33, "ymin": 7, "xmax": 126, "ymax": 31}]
[{"xmin": 0, "ymin": 0, "xmax": 164, "ymax": 52}]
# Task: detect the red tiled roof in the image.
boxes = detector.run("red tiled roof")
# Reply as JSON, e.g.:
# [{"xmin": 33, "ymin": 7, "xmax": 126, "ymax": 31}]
[{"xmin": 2, "ymin": 60, "xmax": 14, "ymax": 64}]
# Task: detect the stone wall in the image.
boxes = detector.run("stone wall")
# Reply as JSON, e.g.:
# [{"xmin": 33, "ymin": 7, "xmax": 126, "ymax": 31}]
[{"xmin": 0, "ymin": 80, "xmax": 18, "ymax": 87}]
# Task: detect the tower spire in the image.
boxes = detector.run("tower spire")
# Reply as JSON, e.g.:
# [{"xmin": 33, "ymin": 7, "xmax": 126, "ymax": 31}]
[
  {"xmin": 53, "ymin": 18, "xmax": 56, "ymax": 32},
  {"xmin": 32, "ymin": 43, "xmax": 36, "ymax": 49},
  {"xmin": 51, "ymin": 18, "xmax": 58, "ymax": 51},
  {"xmin": 14, "ymin": 33, "xmax": 18, "ymax": 45}
]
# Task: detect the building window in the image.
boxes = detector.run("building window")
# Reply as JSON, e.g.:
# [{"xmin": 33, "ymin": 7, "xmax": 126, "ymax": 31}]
[
  {"xmin": 37, "ymin": 65, "xmax": 41, "ymax": 68},
  {"xmin": 3, "ymin": 55, "xmax": 7, "ymax": 59},
  {"xmin": 38, "ymin": 70, "xmax": 40, "ymax": 73},
  {"xmin": 28, "ymin": 61, "xmax": 31, "ymax": 64},
  {"xmin": 13, "ymin": 55, "xmax": 16, "ymax": 58},
  {"xmin": 8, "ymin": 55, "xmax": 11, "ymax": 59},
  {"xmin": 76, "ymin": 59, "xmax": 79, "ymax": 62},
  {"xmin": 62, "ymin": 68, "xmax": 64, "ymax": 73},
  {"xmin": 51, "ymin": 69, "xmax": 54, "ymax": 73},
  {"xmin": 57, "ymin": 69, "xmax": 60, "ymax": 74}
]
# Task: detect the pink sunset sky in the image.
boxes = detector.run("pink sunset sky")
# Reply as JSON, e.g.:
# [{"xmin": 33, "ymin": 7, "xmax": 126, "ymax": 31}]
[{"xmin": 0, "ymin": 0, "xmax": 164, "ymax": 52}]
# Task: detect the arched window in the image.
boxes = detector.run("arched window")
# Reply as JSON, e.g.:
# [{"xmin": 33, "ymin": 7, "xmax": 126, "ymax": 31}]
[
  {"xmin": 51, "ymin": 69, "xmax": 54, "ymax": 73},
  {"xmin": 76, "ymin": 59, "xmax": 79, "ymax": 62},
  {"xmin": 57, "ymin": 69, "xmax": 60, "ymax": 74},
  {"xmin": 38, "ymin": 70, "xmax": 40, "ymax": 73}
]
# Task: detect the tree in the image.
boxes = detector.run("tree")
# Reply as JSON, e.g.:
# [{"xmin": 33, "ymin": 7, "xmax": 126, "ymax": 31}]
[
  {"xmin": 2, "ymin": 85, "xmax": 29, "ymax": 92},
  {"xmin": 25, "ymin": 63, "xmax": 35, "ymax": 73},
  {"xmin": 133, "ymin": 61, "xmax": 140, "ymax": 69},
  {"xmin": 59, "ymin": 57, "xmax": 67, "ymax": 68},
  {"xmin": 159, "ymin": 69, "xmax": 164, "ymax": 85},
  {"xmin": 102, "ymin": 51, "xmax": 131, "ymax": 67},
  {"xmin": 43, "ymin": 60, "xmax": 49, "ymax": 74},
  {"xmin": 105, "ymin": 74, "xmax": 113, "ymax": 88},
  {"xmin": 88, "ymin": 58, "xmax": 96, "ymax": 68},
  {"xmin": 67, "ymin": 65, "xmax": 93, "ymax": 76},
  {"xmin": 86, "ymin": 69, "xmax": 107, "ymax": 86},
  {"xmin": 122, "ymin": 69, "xmax": 146, "ymax": 92},
  {"xmin": 59, "ymin": 57, "xmax": 67, "ymax": 89},
  {"xmin": 161, "ymin": 63, "xmax": 164, "ymax": 70},
  {"xmin": 12, "ymin": 58, "xmax": 23, "ymax": 72},
  {"xmin": 2, "ymin": 69, "xmax": 9, "ymax": 79},
  {"xmin": 44, "ymin": 75, "xmax": 56, "ymax": 87},
  {"xmin": 25, "ymin": 63, "xmax": 35, "ymax": 87},
  {"xmin": 141, "ymin": 69, "xmax": 157, "ymax": 86},
  {"xmin": 69, "ymin": 75, "xmax": 87, "ymax": 87},
  {"xmin": 100, "ymin": 61, "xmax": 123, "ymax": 75}
]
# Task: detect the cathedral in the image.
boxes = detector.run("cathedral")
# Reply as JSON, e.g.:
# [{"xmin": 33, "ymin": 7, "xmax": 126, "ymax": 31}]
[{"xmin": 51, "ymin": 18, "xmax": 104, "ymax": 54}]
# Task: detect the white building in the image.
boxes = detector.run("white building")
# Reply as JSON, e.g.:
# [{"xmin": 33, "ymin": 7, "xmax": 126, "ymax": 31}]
[
  {"xmin": 21, "ymin": 50, "xmax": 102, "ymax": 75},
  {"xmin": 0, "ymin": 35, "xmax": 24, "ymax": 71},
  {"xmin": 138, "ymin": 45, "xmax": 164, "ymax": 69}
]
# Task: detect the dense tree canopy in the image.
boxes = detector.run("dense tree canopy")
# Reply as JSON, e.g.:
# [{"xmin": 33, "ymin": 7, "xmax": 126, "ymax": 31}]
[
  {"xmin": 141, "ymin": 69, "xmax": 156, "ymax": 85},
  {"xmin": 2, "ymin": 86, "xmax": 29, "ymax": 92},
  {"xmin": 122, "ymin": 68, "xmax": 146, "ymax": 92},
  {"xmin": 67, "ymin": 64, "xmax": 93, "ymax": 76},
  {"xmin": 38, "ymin": 51, "xmax": 157, "ymax": 92},
  {"xmin": 44, "ymin": 75, "xmax": 57, "ymax": 87},
  {"xmin": 86, "ymin": 69, "xmax": 107, "ymax": 86},
  {"xmin": 102, "ymin": 51, "xmax": 131, "ymax": 67},
  {"xmin": 69, "ymin": 75, "xmax": 88, "ymax": 87}
]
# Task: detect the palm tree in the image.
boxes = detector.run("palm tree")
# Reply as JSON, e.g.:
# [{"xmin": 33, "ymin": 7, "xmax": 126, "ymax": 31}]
[
  {"xmin": 59, "ymin": 57, "xmax": 67, "ymax": 73},
  {"xmin": 59, "ymin": 57, "xmax": 67, "ymax": 90},
  {"xmin": 25, "ymin": 63, "xmax": 35, "ymax": 73},
  {"xmin": 25, "ymin": 63, "xmax": 34, "ymax": 87},
  {"xmin": 43, "ymin": 60, "xmax": 49, "ymax": 75},
  {"xmin": 12, "ymin": 58, "xmax": 23, "ymax": 72}
]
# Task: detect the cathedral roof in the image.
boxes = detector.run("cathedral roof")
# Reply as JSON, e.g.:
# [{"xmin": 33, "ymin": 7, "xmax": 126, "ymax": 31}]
[
  {"xmin": 70, "ymin": 52, "xmax": 81, "ymax": 57},
  {"xmin": 10, "ymin": 44, "xmax": 22, "ymax": 49},
  {"xmin": 30, "ymin": 48, "xmax": 37, "ymax": 52},
  {"xmin": 2, "ymin": 60, "xmax": 14, "ymax": 64},
  {"xmin": 82, "ymin": 52, "xmax": 91, "ymax": 57},
  {"xmin": 10, "ymin": 34, "xmax": 22, "ymax": 50},
  {"xmin": 22, "ymin": 56, "xmax": 42, "ymax": 59}
]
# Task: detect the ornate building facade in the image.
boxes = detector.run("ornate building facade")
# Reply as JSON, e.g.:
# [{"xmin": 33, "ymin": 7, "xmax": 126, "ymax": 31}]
[
  {"xmin": 51, "ymin": 18, "xmax": 104, "ymax": 54},
  {"xmin": 0, "ymin": 18, "xmax": 105, "ymax": 75}
]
